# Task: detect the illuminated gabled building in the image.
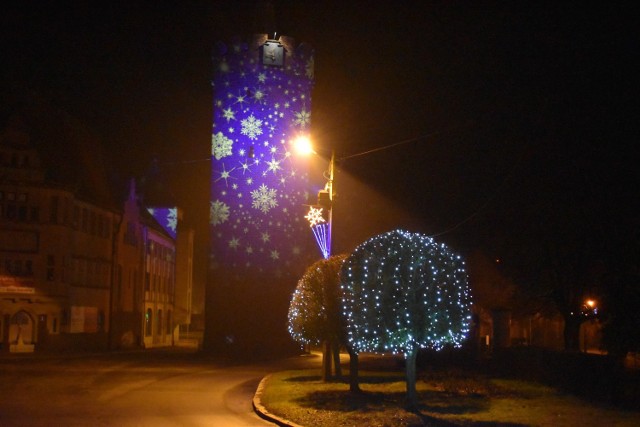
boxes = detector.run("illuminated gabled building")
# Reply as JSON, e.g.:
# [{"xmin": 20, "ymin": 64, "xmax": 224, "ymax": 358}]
[
  {"xmin": 112, "ymin": 180, "xmax": 180, "ymax": 349},
  {"xmin": 111, "ymin": 180, "xmax": 194, "ymax": 349}
]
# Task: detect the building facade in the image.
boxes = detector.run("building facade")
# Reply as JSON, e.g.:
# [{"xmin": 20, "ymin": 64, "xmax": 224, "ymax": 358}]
[
  {"xmin": 1, "ymin": 115, "xmax": 193, "ymax": 353},
  {"xmin": 1, "ymin": 119, "xmax": 117, "ymax": 352}
]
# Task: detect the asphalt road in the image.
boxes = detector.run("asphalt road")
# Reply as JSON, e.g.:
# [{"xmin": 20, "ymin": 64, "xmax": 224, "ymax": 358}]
[{"xmin": 0, "ymin": 349, "xmax": 314, "ymax": 427}]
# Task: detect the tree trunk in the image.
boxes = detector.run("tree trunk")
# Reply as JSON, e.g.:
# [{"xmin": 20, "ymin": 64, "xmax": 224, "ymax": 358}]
[
  {"xmin": 405, "ymin": 348, "xmax": 419, "ymax": 410},
  {"xmin": 322, "ymin": 341, "xmax": 332, "ymax": 381},
  {"xmin": 347, "ymin": 345, "xmax": 360, "ymax": 393},
  {"xmin": 332, "ymin": 341, "xmax": 342, "ymax": 378}
]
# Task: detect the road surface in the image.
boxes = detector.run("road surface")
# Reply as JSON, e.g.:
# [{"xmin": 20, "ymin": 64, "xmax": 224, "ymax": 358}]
[{"xmin": 0, "ymin": 349, "xmax": 314, "ymax": 427}]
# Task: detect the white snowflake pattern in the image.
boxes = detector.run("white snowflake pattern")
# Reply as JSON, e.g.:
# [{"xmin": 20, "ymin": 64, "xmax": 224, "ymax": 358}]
[
  {"xmin": 228, "ymin": 237, "xmax": 240, "ymax": 249},
  {"xmin": 265, "ymin": 157, "xmax": 282, "ymax": 174},
  {"xmin": 222, "ymin": 107, "xmax": 236, "ymax": 122},
  {"xmin": 304, "ymin": 206, "xmax": 325, "ymax": 227},
  {"xmin": 240, "ymin": 114, "xmax": 263, "ymax": 140},
  {"xmin": 167, "ymin": 208, "xmax": 178, "ymax": 233},
  {"xmin": 253, "ymin": 89, "xmax": 265, "ymax": 103},
  {"xmin": 251, "ymin": 184, "xmax": 278, "ymax": 213},
  {"xmin": 214, "ymin": 164, "xmax": 235, "ymax": 186},
  {"xmin": 210, "ymin": 200, "xmax": 230, "ymax": 225},
  {"xmin": 293, "ymin": 108, "xmax": 311, "ymax": 128},
  {"xmin": 212, "ymin": 132, "xmax": 233, "ymax": 160}
]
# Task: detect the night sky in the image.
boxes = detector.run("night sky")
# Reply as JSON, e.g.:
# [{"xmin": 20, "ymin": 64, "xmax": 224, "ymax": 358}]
[{"xmin": 2, "ymin": 2, "xmax": 638, "ymax": 280}]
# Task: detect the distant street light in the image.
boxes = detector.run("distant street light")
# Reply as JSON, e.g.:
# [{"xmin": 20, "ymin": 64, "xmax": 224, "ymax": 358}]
[{"xmin": 582, "ymin": 298, "xmax": 598, "ymax": 353}]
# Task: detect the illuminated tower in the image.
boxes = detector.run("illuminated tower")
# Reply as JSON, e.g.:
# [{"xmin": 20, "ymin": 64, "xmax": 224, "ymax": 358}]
[{"xmin": 207, "ymin": 34, "xmax": 315, "ymax": 353}]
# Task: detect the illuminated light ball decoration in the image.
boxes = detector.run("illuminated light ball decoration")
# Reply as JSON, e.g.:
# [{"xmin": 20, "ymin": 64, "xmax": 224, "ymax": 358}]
[
  {"xmin": 288, "ymin": 255, "xmax": 347, "ymax": 346},
  {"xmin": 147, "ymin": 207, "xmax": 178, "ymax": 239},
  {"xmin": 340, "ymin": 229, "xmax": 473, "ymax": 356},
  {"xmin": 210, "ymin": 37, "xmax": 315, "ymax": 279}
]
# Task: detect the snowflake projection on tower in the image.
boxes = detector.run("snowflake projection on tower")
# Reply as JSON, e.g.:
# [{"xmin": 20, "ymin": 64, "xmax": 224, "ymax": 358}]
[
  {"xmin": 210, "ymin": 36, "xmax": 315, "ymax": 278},
  {"xmin": 147, "ymin": 207, "xmax": 178, "ymax": 239}
]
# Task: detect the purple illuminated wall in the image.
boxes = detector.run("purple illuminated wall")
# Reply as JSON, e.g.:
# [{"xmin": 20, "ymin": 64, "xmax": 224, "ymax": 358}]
[
  {"xmin": 147, "ymin": 207, "xmax": 178, "ymax": 239},
  {"xmin": 210, "ymin": 36, "xmax": 315, "ymax": 282}
]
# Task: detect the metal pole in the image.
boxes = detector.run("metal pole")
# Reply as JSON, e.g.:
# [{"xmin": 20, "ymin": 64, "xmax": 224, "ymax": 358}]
[{"xmin": 328, "ymin": 149, "xmax": 335, "ymax": 257}]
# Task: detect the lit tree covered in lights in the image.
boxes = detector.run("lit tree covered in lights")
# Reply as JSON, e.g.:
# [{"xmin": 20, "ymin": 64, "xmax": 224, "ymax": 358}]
[
  {"xmin": 288, "ymin": 255, "xmax": 352, "ymax": 383},
  {"xmin": 340, "ymin": 229, "xmax": 473, "ymax": 407}
]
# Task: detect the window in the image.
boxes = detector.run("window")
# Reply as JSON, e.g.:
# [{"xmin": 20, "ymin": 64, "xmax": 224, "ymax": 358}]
[
  {"xmin": 13, "ymin": 260, "xmax": 23, "ymax": 276},
  {"xmin": 81, "ymin": 208, "xmax": 88, "ymax": 232},
  {"xmin": 104, "ymin": 218, "xmax": 112, "ymax": 238},
  {"xmin": 25, "ymin": 260, "xmax": 33, "ymax": 276},
  {"xmin": 166, "ymin": 310, "xmax": 172, "ymax": 335},
  {"xmin": 90, "ymin": 211, "xmax": 96, "ymax": 235},
  {"xmin": 145, "ymin": 309, "xmax": 152, "ymax": 336},
  {"xmin": 50, "ymin": 196, "xmax": 59, "ymax": 223},
  {"xmin": 47, "ymin": 255, "xmax": 55, "ymax": 281},
  {"xmin": 6, "ymin": 204, "xmax": 16, "ymax": 219},
  {"xmin": 73, "ymin": 206, "xmax": 80, "ymax": 228},
  {"xmin": 157, "ymin": 310, "xmax": 163, "ymax": 335},
  {"xmin": 30, "ymin": 207, "xmax": 39, "ymax": 222},
  {"xmin": 18, "ymin": 206, "xmax": 27, "ymax": 221},
  {"xmin": 62, "ymin": 199, "xmax": 69, "ymax": 224},
  {"xmin": 98, "ymin": 311, "xmax": 104, "ymax": 332},
  {"xmin": 124, "ymin": 221, "xmax": 137, "ymax": 246}
]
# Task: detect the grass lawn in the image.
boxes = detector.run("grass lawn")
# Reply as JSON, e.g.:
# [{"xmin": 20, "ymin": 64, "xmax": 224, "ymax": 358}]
[{"xmin": 259, "ymin": 363, "xmax": 639, "ymax": 427}]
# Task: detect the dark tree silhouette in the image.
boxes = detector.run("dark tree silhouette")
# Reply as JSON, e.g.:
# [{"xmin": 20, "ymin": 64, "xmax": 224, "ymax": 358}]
[{"xmin": 288, "ymin": 255, "xmax": 355, "ymax": 383}]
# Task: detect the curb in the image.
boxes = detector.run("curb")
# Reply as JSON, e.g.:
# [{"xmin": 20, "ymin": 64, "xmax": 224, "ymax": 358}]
[{"xmin": 253, "ymin": 374, "xmax": 305, "ymax": 427}]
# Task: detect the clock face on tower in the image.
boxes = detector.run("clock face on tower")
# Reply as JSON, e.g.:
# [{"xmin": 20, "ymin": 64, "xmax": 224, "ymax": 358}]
[{"xmin": 262, "ymin": 40, "xmax": 284, "ymax": 67}]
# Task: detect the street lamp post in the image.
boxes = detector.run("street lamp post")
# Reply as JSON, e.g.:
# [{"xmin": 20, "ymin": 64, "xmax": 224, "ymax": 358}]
[
  {"xmin": 295, "ymin": 136, "xmax": 335, "ymax": 259},
  {"xmin": 326, "ymin": 149, "xmax": 335, "ymax": 257}
]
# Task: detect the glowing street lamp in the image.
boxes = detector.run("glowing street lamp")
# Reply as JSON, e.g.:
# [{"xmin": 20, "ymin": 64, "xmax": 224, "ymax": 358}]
[
  {"xmin": 293, "ymin": 135, "xmax": 315, "ymax": 156},
  {"xmin": 583, "ymin": 298, "xmax": 598, "ymax": 316}
]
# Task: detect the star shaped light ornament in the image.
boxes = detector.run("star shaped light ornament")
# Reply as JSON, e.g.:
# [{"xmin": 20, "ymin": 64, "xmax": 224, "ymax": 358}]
[
  {"xmin": 304, "ymin": 206, "xmax": 325, "ymax": 227},
  {"xmin": 305, "ymin": 206, "xmax": 330, "ymax": 259}
]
